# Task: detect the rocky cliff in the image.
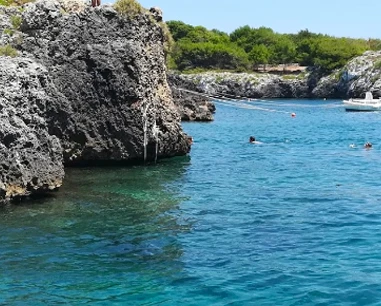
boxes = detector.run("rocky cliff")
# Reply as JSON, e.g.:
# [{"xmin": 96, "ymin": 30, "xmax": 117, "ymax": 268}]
[
  {"xmin": 174, "ymin": 51, "xmax": 381, "ymax": 99},
  {"xmin": 312, "ymin": 51, "xmax": 381, "ymax": 98},
  {"xmin": 0, "ymin": 58, "xmax": 64, "ymax": 200},
  {"xmin": 168, "ymin": 73, "xmax": 215, "ymax": 121},
  {"xmin": 175, "ymin": 71, "xmax": 310, "ymax": 99},
  {"xmin": 0, "ymin": 0, "xmax": 190, "ymax": 202}
]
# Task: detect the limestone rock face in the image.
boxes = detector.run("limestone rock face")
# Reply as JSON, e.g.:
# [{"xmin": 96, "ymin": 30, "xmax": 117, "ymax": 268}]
[
  {"xmin": 312, "ymin": 51, "xmax": 381, "ymax": 98},
  {"xmin": 348, "ymin": 51, "xmax": 381, "ymax": 98},
  {"xmin": 175, "ymin": 51, "xmax": 381, "ymax": 100},
  {"xmin": 0, "ymin": 6, "xmax": 24, "ymax": 47},
  {"xmin": 56, "ymin": 0, "xmax": 86, "ymax": 13},
  {"xmin": 176, "ymin": 72, "xmax": 310, "ymax": 99},
  {"xmin": 0, "ymin": 58, "xmax": 64, "ymax": 200},
  {"xmin": 168, "ymin": 73, "xmax": 215, "ymax": 121},
  {"xmin": 18, "ymin": 0, "xmax": 190, "ymax": 164},
  {"xmin": 0, "ymin": 0, "xmax": 190, "ymax": 202}
]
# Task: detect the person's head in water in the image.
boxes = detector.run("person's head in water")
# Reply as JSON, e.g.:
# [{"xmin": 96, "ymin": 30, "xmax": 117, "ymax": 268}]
[
  {"xmin": 364, "ymin": 142, "xmax": 373, "ymax": 148},
  {"xmin": 249, "ymin": 136, "xmax": 255, "ymax": 143}
]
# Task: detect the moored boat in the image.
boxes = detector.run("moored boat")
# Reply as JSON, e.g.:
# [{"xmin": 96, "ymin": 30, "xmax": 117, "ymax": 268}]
[{"xmin": 343, "ymin": 92, "xmax": 381, "ymax": 111}]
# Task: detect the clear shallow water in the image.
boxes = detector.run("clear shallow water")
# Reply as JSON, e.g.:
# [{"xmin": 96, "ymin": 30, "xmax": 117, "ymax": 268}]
[{"xmin": 2, "ymin": 100, "xmax": 381, "ymax": 305}]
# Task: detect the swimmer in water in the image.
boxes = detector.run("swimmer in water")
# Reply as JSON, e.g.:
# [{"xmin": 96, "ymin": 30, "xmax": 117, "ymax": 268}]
[
  {"xmin": 349, "ymin": 143, "xmax": 356, "ymax": 148},
  {"xmin": 364, "ymin": 142, "xmax": 372, "ymax": 149},
  {"xmin": 249, "ymin": 136, "xmax": 262, "ymax": 144}
]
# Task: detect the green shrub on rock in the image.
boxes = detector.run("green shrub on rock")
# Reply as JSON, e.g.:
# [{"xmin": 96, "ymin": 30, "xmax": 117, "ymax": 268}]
[
  {"xmin": 159, "ymin": 21, "xmax": 174, "ymax": 55},
  {"xmin": 374, "ymin": 59, "xmax": 381, "ymax": 69},
  {"xmin": 0, "ymin": 0, "xmax": 34, "ymax": 6},
  {"xmin": 0, "ymin": 45, "xmax": 18, "ymax": 57},
  {"xmin": 113, "ymin": 0, "xmax": 144, "ymax": 17},
  {"xmin": 10, "ymin": 15, "xmax": 22, "ymax": 29},
  {"xmin": 3, "ymin": 28, "xmax": 14, "ymax": 36}
]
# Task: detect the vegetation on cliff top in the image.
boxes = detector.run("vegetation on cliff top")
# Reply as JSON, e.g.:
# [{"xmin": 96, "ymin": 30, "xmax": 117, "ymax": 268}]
[
  {"xmin": 166, "ymin": 21, "xmax": 381, "ymax": 73},
  {"xmin": 0, "ymin": 0, "xmax": 33, "ymax": 6},
  {"xmin": 113, "ymin": 0, "xmax": 144, "ymax": 17},
  {"xmin": 1, "ymin": 0, "xmax": 376, "ymax": 75},
  {"xmin": 0, "ymin": 44, "xmax": 18, "ymax": 57},
  {"xmin": 113, "ymin": 0, "xmax": 175, "ymax": 66}
]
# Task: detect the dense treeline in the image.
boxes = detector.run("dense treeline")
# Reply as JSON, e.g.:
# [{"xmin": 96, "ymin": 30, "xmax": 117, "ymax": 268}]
[{"xmin": 166, "ymin": 21, "xmax": 381, "ymax": 73}]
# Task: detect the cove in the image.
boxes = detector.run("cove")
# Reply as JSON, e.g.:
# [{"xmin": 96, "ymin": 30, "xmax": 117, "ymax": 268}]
[{"xmin": 2, "ymin": 99, "xmax": 381, "ymax": 305}]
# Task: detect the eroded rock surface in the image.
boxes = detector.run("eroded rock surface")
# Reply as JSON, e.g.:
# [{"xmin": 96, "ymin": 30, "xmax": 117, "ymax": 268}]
[
  {"xmin": 168, "ymin": 73, "xmax": 215, "ymax": 121},
  {"xmin": 176, "ymin": 72, "xmax": 310, "ymax": 99},
  {"xmin": 173, "ymin": 51, "xmax": 381, "ymax": 100},
  {"xmin": 0, "ymin": 58, "xmax": 64, "ymax": 200}
]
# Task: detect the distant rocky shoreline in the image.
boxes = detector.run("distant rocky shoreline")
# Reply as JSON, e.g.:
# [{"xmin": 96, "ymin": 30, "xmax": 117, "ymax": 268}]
[{"xmin": 172, "ymin": 50, "xmax": 381, "ymax": 102}]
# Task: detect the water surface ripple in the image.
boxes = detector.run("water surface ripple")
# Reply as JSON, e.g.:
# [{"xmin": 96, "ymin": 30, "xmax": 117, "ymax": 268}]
[{"xmin": 2, "ymin": 100, "xmax": 381, "ymax": 305}]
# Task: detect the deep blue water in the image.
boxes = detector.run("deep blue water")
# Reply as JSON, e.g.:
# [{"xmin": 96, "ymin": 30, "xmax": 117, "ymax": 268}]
[{"xmin": 2, "ymin": 99, "xmax": 381, "ymax": 305}]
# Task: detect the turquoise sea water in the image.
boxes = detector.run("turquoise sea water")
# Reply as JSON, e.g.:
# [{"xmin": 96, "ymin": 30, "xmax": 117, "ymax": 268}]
[{"xmin": 2, "ymin": 99, "xmax": 381, "ymax": 305}]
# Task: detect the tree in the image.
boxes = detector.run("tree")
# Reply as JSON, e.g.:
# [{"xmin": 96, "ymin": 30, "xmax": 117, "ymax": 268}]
[
  {"xmin": 295, "ymin": 38, "xmax": 317, "ymax": 66},
  {"xmin": 253, "ymin": 27, "xmax": 277, "ymax": 46},
  {"xmin": 230, "ymin": 25, "xmax": 252, "ymax": 42},
  {"xmin": 172, "ymin": 41, "xmax": 249, "ymax": 71},
  {"xmin": 166, "ymin": 21, "xmax": 194, "ymax": 41},
  {"xmin": 231, "ymin": 26, "xmax": 277, "ymax": 53},
  {"xmin": 210, "ymin": 29, "xmax": 230, "ymax": 44},
  {"xmin": 166, "ymin": 20, "xmax": 372, "ymax": 72},
  {"xmin": 248, "ymin": 44, "xmax": 270, "ymax": 71},
  {"xmin": 312, "ymin": 37, "xmax": 366, "ymax": 71},
  {"xmin": 269, "ymin": 36, "xmax": 297, "ymax": 65}
]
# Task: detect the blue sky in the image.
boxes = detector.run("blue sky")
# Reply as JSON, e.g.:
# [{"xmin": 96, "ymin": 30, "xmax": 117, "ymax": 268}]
[{"xmin": 105, "ymin": 0, "xmax": 381, "ymax": 39}]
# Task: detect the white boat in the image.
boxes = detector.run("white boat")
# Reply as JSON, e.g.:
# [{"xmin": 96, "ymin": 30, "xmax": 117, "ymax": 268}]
[{"xmin": 343, "ymin": 92, "xmax": 381, "ymax": 111}]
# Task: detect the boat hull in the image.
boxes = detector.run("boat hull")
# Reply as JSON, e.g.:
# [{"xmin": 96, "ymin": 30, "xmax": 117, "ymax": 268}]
[
  {"xmin": 345, "ymin": 108, "xmax": 378, "ymax": 112},
  {"xmin": 343, "ymin": 99, "xmax": 381, "ymax": 112}
]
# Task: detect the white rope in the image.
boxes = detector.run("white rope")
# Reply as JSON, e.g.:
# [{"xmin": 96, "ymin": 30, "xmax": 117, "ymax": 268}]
[
  {"xmin": 214, "ymin": 99, "xmax": 292, "ymax": 114},
  {"xmin": 176, "ymin": 87, "xmax": 294, "ymax": 115}
]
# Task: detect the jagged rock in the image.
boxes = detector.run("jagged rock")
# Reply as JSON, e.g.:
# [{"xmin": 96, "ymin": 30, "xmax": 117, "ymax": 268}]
[
  {"xmin": 0, "ymin": 6, "xmax": 24, "ymax": 47},
  {"xmin": 0, "ymin": 58, "xmax": 64, "ymax": 201},
  {"xmin": 175, "ymin": 52, "xmax": 381, "ymax": 100},
  {"xmin": 168, "ymin": 73, "xmax": 215, "ymax": 121},
  {"xmin": 0, "ymin": 0, "xmax": 191, "ymax": 202},
  {"xmin": 149, "ymin": 6, "xmax": 162, "ymax": 22},
  {"xmin": 176, "ymin": 72, "xmax": 310, "ymax": 99},
  {"xmin": 312, "ymin": 51, "xmax": 381, "ymax": 98},
  {"xmin": 56, "ymin": 0, "xmax": 86, "ymax": 13},
  {"xmin": 18, "ymin": 0, "xmax": 190, "ymax": 164},
  {"xmin": 310, "ymin": 73, "xmax": 338, "ymax": 98},
  {"xmin": 348, "ymin": 51, "xmax": 381, "ymax": 98}
]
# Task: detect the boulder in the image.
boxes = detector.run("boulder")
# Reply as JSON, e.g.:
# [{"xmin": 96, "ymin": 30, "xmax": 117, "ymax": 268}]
[{"xmin": 149, "ymin": 6, "xmax": 162, "ymax": 22}]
